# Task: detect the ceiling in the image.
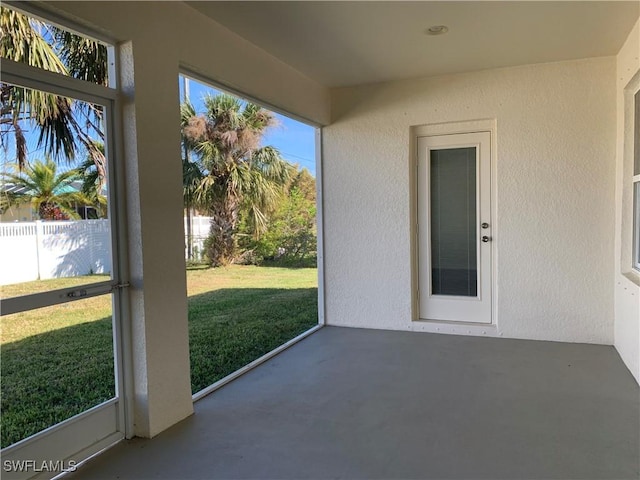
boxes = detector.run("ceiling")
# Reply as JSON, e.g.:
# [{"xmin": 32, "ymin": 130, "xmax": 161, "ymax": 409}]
[{"xmin": 187, "ymin": 1, "xmax": 639, "ymax": 88}]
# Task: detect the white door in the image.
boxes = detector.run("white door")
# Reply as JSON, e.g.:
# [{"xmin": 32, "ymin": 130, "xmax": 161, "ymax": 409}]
[
  {"xmin": 417, "ymin": 131, "xmax": 492, "ymax": 324},
  {"xmin": 0, "ymin": 62, "xmax": 126, "ymax": 478}
]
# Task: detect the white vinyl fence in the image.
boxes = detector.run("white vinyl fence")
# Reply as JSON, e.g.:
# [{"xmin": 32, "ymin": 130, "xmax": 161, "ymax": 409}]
[
  {"xmin": 0, "ymin": 220, "xmax": 112, "ymax": 286},
  {"xmin": 0, "ymin": 217, "xmax": 213, "ymax": 286},
  {"xmin": 184, "ymin": 216, "xmax": 212, "ymax": 262}
]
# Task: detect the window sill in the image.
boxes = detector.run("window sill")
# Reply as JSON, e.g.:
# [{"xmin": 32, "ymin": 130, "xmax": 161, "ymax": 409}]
[{"xmin": 622, "ymin": 270, "xmax": 640, "ymax": 288}]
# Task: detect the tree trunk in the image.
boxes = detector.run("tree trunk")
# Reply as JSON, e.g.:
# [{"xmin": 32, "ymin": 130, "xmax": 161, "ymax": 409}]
[
  {"xmin": 39, "ymin": 202, "xmax": 55, "ymax": 220},
  {"xmin": 206, "ymin": 197, "xmax": 238, "ymax": 267}
]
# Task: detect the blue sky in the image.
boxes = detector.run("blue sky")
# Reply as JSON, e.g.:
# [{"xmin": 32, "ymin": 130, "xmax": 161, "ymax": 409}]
[
  {"xmin": 1, "ymin": 102, "xmax": 87, "ymax": 173},
  {"xmin": 1, "ymin": 77, "xmax": 317, "ymax": 177},
  {"xmin": 179, "ymin": 76, "xmax": 317, "ymax": 176},
  {"xmin": 3, "ymin": 13, "xmax": 314, "ymax": 179}
]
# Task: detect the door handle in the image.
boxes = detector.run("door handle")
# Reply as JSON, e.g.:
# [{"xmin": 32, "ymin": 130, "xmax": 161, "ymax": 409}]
[{"xmin": 482, "ymin": 236, "xmax": 491, "ymax": 243}]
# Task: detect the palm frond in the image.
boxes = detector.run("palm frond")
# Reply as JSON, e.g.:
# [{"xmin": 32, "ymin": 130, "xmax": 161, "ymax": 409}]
[
  {"xmin": 0, "ymin": 7, "xmax": 106, "ymax": 163},
  {"xmin": 251, "ymin": 146, "xmax": 294, "ymax": 183},
  {"xmin": 35, "ymin": 94, "xmax": 78, "ymax": 162},
  {"xmin": 13, "ymin": 119, "xmax": 27, "ymax": 169},
  {"xmin": 51, "ymin": 26, "xmax": 108, "ymax": 86},
  {"xmin": 0, "ymin": 8, "xmax": 67, "ymax": 74},
  {"xmin": 242, "ymin": 102, "xmax": 277, "ymax": 131},
  {"xmin": 180, "ymin": 102, "xmax": 196, "ymax": 127},
  {"xmin": 183, "ymin": 157, "xmax": 204, "ymax": 206}
]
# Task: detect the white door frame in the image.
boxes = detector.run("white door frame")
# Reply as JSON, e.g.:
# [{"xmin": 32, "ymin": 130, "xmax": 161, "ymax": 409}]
[
  {"xmin": 0, "ymin": 59, "xmax": 129, "ymax": 479},
  {"xmin": 411, "ymin": 120, "xmax": 497, "ymax": 330}
]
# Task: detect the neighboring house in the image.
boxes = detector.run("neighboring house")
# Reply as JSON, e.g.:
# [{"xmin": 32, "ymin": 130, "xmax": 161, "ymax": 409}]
[
  {"xmin": 0, "ymin": 183, "xmax": 35, "ymax": 221},
  {"xmin": 0, "ymin": 181, "xmax": 103, "ymax": 222},
  {"xmin": 0, "ymin": 203, "xmax": 33, "ymax": 222}
]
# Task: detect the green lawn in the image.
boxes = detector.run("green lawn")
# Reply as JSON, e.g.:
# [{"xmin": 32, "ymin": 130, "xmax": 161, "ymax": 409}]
[{"xmin": 0, "ymin": 265, "xmax": 318, "ymax": 448}]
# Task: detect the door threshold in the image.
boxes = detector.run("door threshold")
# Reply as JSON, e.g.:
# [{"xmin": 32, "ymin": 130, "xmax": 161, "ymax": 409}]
[{"xmin": 409, "ymin": 320, "xmax": 499, "ymax": 337}]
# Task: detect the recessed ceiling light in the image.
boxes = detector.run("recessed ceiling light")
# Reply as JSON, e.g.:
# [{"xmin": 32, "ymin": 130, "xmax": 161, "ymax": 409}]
[{"xmin": 426, "ymin": 25, "xmax": 449, "ymax": 35}]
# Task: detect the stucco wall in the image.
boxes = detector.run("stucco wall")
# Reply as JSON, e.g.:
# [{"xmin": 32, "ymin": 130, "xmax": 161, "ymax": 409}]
[
  {"xmin": 324, "ymin": 57, "xmax": 616, "ymax": 344},
  {"xmin": 614, "ymin": 19, "xmax": 640, "ymax": 383},
  {"xmin": 0, "ymin": 203, "xmax": 34, "ymax": 222}
]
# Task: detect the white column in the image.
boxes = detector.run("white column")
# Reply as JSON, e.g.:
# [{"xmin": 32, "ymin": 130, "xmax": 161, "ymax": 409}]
[
  {"xmin": 119, "ymin": 40, "xmax": 193, "ymax": 438},
  {"xmin": 35, "ymin": 220, "xmax": 44, "ymax": 281}
]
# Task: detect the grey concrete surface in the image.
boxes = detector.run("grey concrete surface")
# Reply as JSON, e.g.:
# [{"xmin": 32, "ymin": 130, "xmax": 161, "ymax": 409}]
[{"xmin": 68, "ymin": 326, "xmax": 639, "ymax": 479}]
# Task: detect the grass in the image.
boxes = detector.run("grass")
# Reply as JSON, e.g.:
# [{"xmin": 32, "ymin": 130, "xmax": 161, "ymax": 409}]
[
  {"xmin": 0, "ymin": 265, "xmax": 318, "ymax": 448},
  {"xmin": 1, "ymin": 275, "xmax": 112, "ymax": 343},
  {"xmin": 186, "ymin": 266, "xmax": 318, "ymax": 393}
]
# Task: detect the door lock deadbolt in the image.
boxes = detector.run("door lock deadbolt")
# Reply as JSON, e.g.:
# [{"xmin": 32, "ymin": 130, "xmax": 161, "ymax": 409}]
[{"xmin": 481, "ymin": 223, "xmax": 489, "ymax": 229}]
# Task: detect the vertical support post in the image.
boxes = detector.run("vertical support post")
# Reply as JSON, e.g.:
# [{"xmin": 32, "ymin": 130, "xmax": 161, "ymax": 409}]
[
  {"xmin": 35, "ymin": 220, "xmax": 43, "ymax": 280},
  {"xmin": 315, "ymin": 127, "xmax": 326, "ymax": 326},
  {"xmin": 182, "ymin": 75, "xmax": 193, "ymax": 261},
  {"xmin": 119, "ymin": 40, "xmax": 193, "ymax": 438}
]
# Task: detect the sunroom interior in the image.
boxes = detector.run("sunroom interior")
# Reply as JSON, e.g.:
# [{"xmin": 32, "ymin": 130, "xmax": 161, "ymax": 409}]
[{"xmin": 1, "ymin": 1, "xmax": 639, "ymax": 479}]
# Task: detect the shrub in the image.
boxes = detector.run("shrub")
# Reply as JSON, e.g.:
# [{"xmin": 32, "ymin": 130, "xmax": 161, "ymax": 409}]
[{"xmin": 251, "ymin": 187, "xmax": 317, "ymax": 266}]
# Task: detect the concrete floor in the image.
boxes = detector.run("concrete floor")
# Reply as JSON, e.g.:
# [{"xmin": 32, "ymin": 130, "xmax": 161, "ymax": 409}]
[{"xmin": 69, "ymin": 327, "xmax": 639, "ymax": 479}]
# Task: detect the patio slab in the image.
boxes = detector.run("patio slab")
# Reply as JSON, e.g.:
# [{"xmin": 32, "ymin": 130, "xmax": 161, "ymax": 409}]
[{"xmin": 68, "ymin": 326, "xmax": 640, "ymax": 479}]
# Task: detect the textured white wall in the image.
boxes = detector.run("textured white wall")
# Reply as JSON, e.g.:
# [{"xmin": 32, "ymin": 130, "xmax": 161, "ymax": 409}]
[
  {"xmin": 614, "ymin": 19, "xmax": 640, "ymax": 383},
  {"xmin": 324, "ymin": 57, "xmax": 616, "ymax": 344}
]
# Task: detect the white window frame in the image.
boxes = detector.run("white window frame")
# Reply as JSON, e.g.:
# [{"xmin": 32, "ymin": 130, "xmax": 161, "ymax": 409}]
[
  {"xmin": 177, "ymin": 69, "xmax": 326, "ymax": 402},
  {"xmin": 0, "ymin": 10, "xmax": 131, "ymax": 476},
  {"xmin": 622, "ymin": 70, "xmax": 640, "ymax": 279},
  {"xmin": 632, "ymin": 89, "xmax": 640, "ymax": 273},
  {"xmin": 3, "ymin": 0, "xmax": 117, "ymax": 89}
]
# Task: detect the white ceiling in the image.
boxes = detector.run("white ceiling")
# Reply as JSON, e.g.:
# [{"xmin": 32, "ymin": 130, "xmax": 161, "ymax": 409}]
[{"xmin": 187, "ymin": 1, "xmax": 639, "ymax": 88}]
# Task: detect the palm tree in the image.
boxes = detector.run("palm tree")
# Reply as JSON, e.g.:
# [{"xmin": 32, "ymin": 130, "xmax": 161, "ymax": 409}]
[
  {"xmin": 0, "ymin": 7, "xmax": 107, "ymax": 176},
  {"xmin": 182, "ymin": 94, "xmax": 293, "ymax": 266},
  {"xmin": 1, "ymin": 157, "xmax": 89, "ymax": 220},
  {"xmin": 77, "ymin": 151, "xmax": 108, "ymax": 218}
]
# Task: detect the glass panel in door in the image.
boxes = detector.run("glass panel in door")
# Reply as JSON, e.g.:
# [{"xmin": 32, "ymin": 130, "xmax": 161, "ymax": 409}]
[
  {"xmin": 0, "ymin": 80, "xmax": 122, "ymax": 451},
  {"xmin": 430, "ymin": 147, "xmax": 477, "ymax": 297},
  {"xmin": 1, "ymin": 295, "xmax": 115, "ymax": 448},
  {"xmin": 0, "ymin": 85, "xmax": 112, "ymax": 298}
]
